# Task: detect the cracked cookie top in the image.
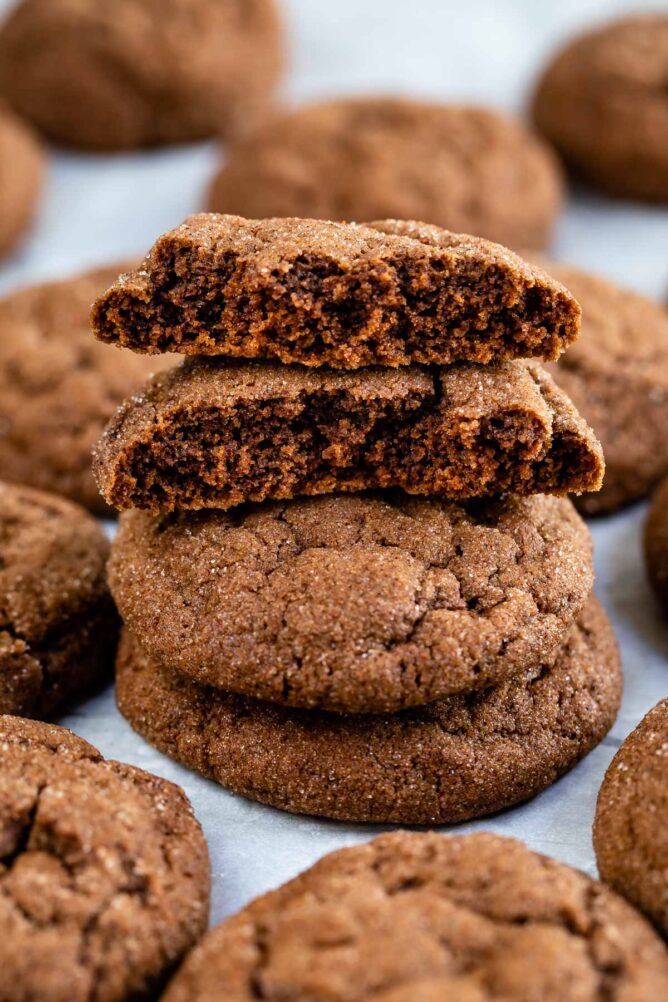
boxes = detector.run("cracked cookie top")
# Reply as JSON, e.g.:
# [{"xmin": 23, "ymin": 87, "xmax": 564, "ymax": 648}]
[
  {"xmin": 162, "ymin": 831, "xmax": 668, "ymax": 1001},
  {"xmin": 0, "ymin": 714, "xmax": 210, "ymax": 1002},
  {"xmin": 110, "ymin": 492, "xmax": 593, "ymax": 713}
]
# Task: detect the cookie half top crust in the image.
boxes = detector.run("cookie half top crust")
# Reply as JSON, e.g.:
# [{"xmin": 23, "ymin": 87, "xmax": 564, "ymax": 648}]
[
  {"xmin": 91, "ymin": 214, "xmax": 581, "ymax": 368},
  {"xmin": 94, "ymin": 357, "xmax": 603, "ymax": 513}
]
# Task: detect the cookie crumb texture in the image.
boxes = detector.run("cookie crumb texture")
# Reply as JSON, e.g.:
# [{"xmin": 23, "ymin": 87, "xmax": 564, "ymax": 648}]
[
  {"xmin": 116, "ymin": 596, "xmax": 622, "ymax": 823},
  {"xmin": 209, "ymin": 98, "xmax": 564, "ymax": 250},
  {"xmin": 595, "ymin": 698, "xmax": 668, "ymax": 939},
  {"xmin": 110, "ymin": 493, "xmax": 593, "ymax": 713},
  {"xmin": 94, "ymin": 358, "xmax": 603, "ymax": 513},
  {"xmin": 0, "ymin": 0, "xmax": 283, "ymax": 149},
  {"xmin": 645, "ymin": 477, "xmax": 668, "ymax": 612},
  {"xmin": 0, "ymin": 716, "xmax": 210, "ymax": 1001},
  {"xmin": 162, "ymin": 831, "xmax": 668, "ymax": 1002},
  {"xmin": 92, "ymin": 215, "xmax": 581, "ymax": 367},
  {"xmin": 0, "ymin": 105, "xmax": 43, "ymax": 258},
  {"xmin": 0, "ymin": 266, "xmax": 172, "ymax": 513},
  {"xmin": 0, "ymin": 481, "xmax": 118, "ymax": 719},
  {"xmin": 533, "ymin": 13, "xmax": 668, "ymax": 201}
]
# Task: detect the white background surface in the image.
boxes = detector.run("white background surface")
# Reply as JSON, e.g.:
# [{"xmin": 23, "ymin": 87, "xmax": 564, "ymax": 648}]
[{"xmin": 1, "ymin": 0, "xmax": 667, "ymax": 926}]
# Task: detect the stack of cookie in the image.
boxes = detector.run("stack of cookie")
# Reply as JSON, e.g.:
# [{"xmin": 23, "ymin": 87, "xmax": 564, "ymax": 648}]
[{"xmin": 92, "ymin": 213, "xmax": 621, "ymax": 825}]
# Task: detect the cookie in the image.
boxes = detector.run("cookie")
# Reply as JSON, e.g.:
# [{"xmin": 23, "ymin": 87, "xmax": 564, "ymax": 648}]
[
  {"xmin": 0, "ymin": 104, "xmax": 43, "ymax": 258},
  {"xmin": 208, "ymin": 97, "xmax": 564, "ymax": 250},
  {"xmin": 0, "ymin": 265, "xmax": 172, "ymax": 513},
  {"xmin": 110, "ymin": 493, "xmax": 593, "ymax": 713},
  {"xmin": 594, "ymin": 698, "xmax": 668, "ymax": 938},
  {"xmin": 162, "ymin": 831, "xmax": 668, "ymax": 1002},
  {"xmin": 0, "ymin": 714, "xmax": 210, "ymax": 1001},
  {"xmin": 0, "ymin": 0, "xmax": 283, "ymax": 150},
  {"xmin": 538, "ymin": 261, "xmax": 668, "ymax": 514},
  {"xmin": 0, "ymin": 481, "xmax": 118, "ymax": 719},
  {"xmin": 116, "ymin": 596, "xmax": 621, "ymax": 823},
  {"xmin": 91, "ymin": 215, "xmax": 581, "ymax": 368},
  {"xmin": 644, "ymin": 477, "xmax": 668, "ymax": 611},
  {"xmin": 532, "ymin": 13, "xmax": 668, "ymax": 201},
  {"xmin": 93, "ymin": 358, "xmax": 604, "ymax": 513}
]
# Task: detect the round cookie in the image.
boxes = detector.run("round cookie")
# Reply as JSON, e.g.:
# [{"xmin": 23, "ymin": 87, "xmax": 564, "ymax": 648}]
[
  {"xmin": 0, "ymin": 104, "xmax": 43, "ymax": 258},
  {"xmin": 110, "ymin": 493, "xmax": 594, "ymax": 714},
  {"xmin": 116, "ymin": 595, "xmax": 622, "ymax": 824},
  {"xmin": 162, "ymin": 831, "xmax": 668, "ymax": 1002},
  {"xmin": 539, "ymin": 260, "xmax": 668, "ymax": 514},
  {"xmin": 0, "ymin": 480, "xmax": 117, "ymax": 719},
  {"xmin": 0, "ymin": 265, "xmax": 172, "ymax": 513},
  {"xmin": 0, "ymin": 714, "xmax": 210, "ymax": 1001},
  {"xmin": 209, "ymin": 97, "xmax": 564, "ymax": 249},
  {"xmin": 594, "ymin": 698, "xmax": 668, "ymax": 938},
  {"xmin": 533, "ymin": 14, "xmax": 668, "ymax": 201},
  {"xmin": 644, "ymin": 477, "xmax": 668, "ymax": 612},
  {"xmin": 0, "ymin": 0, "xmax": 283, "ymax": 150}
]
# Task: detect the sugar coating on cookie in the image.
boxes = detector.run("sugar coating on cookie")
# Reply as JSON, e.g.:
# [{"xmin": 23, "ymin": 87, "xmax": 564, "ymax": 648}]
[
  {"xmin": 0, "ymin": 105, "xmax": 43, "ymax": 257},
  {"xmin": 91, "ymin": 215, "xmax": 581, "ymax": 367},
  {"xmin": 0, "ymin": 266, "xmax": 172, "ymax": 513},
  {"xmin": 0, "ymin": 481, "xmax": 118, "ymax": 719},
  {"xmin": 116, "ymin": 596, "xmax": 621, "ymax": 823},
  {"xmin": 0, "ymin": 0, "xmax": 283, "ymax": 149},
  {"xmin": 162, "ymin": 830, "xmax": 668, "ymax": 1001},
  {"xmin": 209, "ymin": 97, "xmax": 564, "ymax": 250},
  {"xmin": 644, "ymin": 477, "xmax": 668, "ymax": 612},
  {"xmin": 533, "ymin": 13, "xmax": 668, "ymax": 201},
  {"xmin": 0, "ymin": 714, "xmax": 210, "ymax": 1001}
]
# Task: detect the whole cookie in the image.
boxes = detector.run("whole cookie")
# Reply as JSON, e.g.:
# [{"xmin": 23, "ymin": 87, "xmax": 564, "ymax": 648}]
[
  {"xmin": 116, "ymin": 596, "xmax": 621, "ymax": 823},
  {"xmin": 0, "ymin": 0, "xmax": 283, "ymax": 149},
  {"xmin": 163, "ymin": 831, "xmax": 668, "ymax": 1002},
  {"xmin": 540, "ymin": 260, "xmax": 668, "ymax": 514},
  {"xmin": 0, "ymin": 715, "xmax": 210, "ymax": 1001},
  {"xmin": 110, "ymin": 493, "xmax": 594, "ymax": 713},
  {"xmin": 209, "ymin": 97, "xmax": 564, "ymax": 249},
  {"xmin": 0, "ymin": 480, "xmax": 117, "ymax": 719},
  {"xmin": 595, "ymin": 698, "xmax": 668, "ymax": 938},
  {"xmin": 533, "ymin": 14, "xmax": 668, "ymax": 200},
  {"xmin": 0, "ymin": 104, "xmax": 43, "ymax": 257},
  {"xmin": 644, "ymin": 477, "xmax": 668, "ymax": 612},
  {"xmin": 0, "ymin": 265, "xmax": 172, "ymax": 513}
]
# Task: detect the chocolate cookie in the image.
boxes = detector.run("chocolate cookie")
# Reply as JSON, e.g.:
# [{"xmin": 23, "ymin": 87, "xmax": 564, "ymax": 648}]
[
  {"xmin": 208, "ymin": 98, "xmax": 564, "ymax": 250},
  {"xmin": 533, "ymin": 14, "xmax": 668, "ymax": 201},
  {"xmin": 116, "ymin": 596, "xmax": 621, "ymax": 823},
  {"xmin": 594, "ymin": 698, "xmax": 668, "ymax": 939},
  {"xmin": 0, "ymin": 481, "xmax": 117, "ymax": 719},
  {"xmin": 0, "ymin": 0, "xmax": 283, "ymax": 150},
  {"xmin": 94, "ymin": 358, "xmax": 604, "ymax": 513},
  {"xmin": 539, "ymin": 261, "xmax": 668, "ymax": 514},
  {"xmin": 110, "ymin": 493, "xmax": 593, "ymax": 713},
  {"xmin": 0, "ymin": 265, "xmax": 172, "ymax": 513},
  {"xmin": 644, "ymin": 477, "xmax": 668, "ymax": 612},
  {"xmin": 0, "ymin": 714, "xmax": 210, "ymax": 1001},
  {"xmin": 162, "ymin": 831, "xmax": 668, "ymax": 1002},
  {"xmin": 0, "ymin": 104, "xmax": 43, "ymax": 258},
  {"xmin": 92, "ymin": 215, "xmax": 581, "ymax": 368}
]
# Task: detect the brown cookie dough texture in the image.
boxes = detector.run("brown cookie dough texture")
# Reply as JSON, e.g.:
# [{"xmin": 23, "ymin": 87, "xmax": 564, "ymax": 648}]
[
  {"xmin": 163, "ymin": 831, "xmax": 668, "ymax": 1002},
  {"xmin": 644, "ymin": 477, "xmax": 668, "ymax": 612},
  {"xmin": 0, "ymin": 0, "xmax": 283, "ymax": 150},
  {"xmin": 0, "ymin": 265, "xmax": 172, "ymax": 513},
  {"xmin": 91, "ymin": 215, "xmax": 581, "ymax": 368},
  {"xmin": 110, "ymin": 493, "xmax": 593, "ymax": 713},
  {"xmin": 0, "ymin": 714, "xmax": 210, "ymax": 1001},
  {"xmin": 0, "ymin": 481, "xmax": 118, "ymax": 720},
  {"xmin": 594, "ymin": 699, "xmax": 668, "ymax": 939},
  {"xmin": 93, "ymin": 357, "xmax": 603, "ymax": 513},
  {"xmin": 209, "ymin": 97, "xmax": 564, "ymax": 250},
  {"xmin": 0, "ymin": 104, "xmax": 43, "ymax": 258},
  {"xmin": 538, "ymin": 260, "xmax": 668, "ymax": 514},
  {"xmin": 116, "ymin": 596, "xmax": 622, "ymax": 823},
  {"xmin": 533, "ymin": 14, "xmax": 668, "ymax": 201}
]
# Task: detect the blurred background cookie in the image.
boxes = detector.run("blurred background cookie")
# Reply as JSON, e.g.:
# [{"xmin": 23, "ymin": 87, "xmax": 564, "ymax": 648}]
[
  {"xmin": 209, "ymin": 97, "xmax": 564, "ymax": 249},
  {"xmin": 644, "ymin": 477, "xmax": 668, "ymax": 613},
  {"xmin": 532, "ymin": 13, "xmax": 668, "ymax": 201},
  {"xmin": 0, "ymin": 0, "xmax": 284, "ymax": 149},
  {"xmin": 0, "ymin": 103, "xmax": 43, "ymax": 257},
  {"xmin": 0, "ymin": 265, "xmax": 172, "ymax": 513}
]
